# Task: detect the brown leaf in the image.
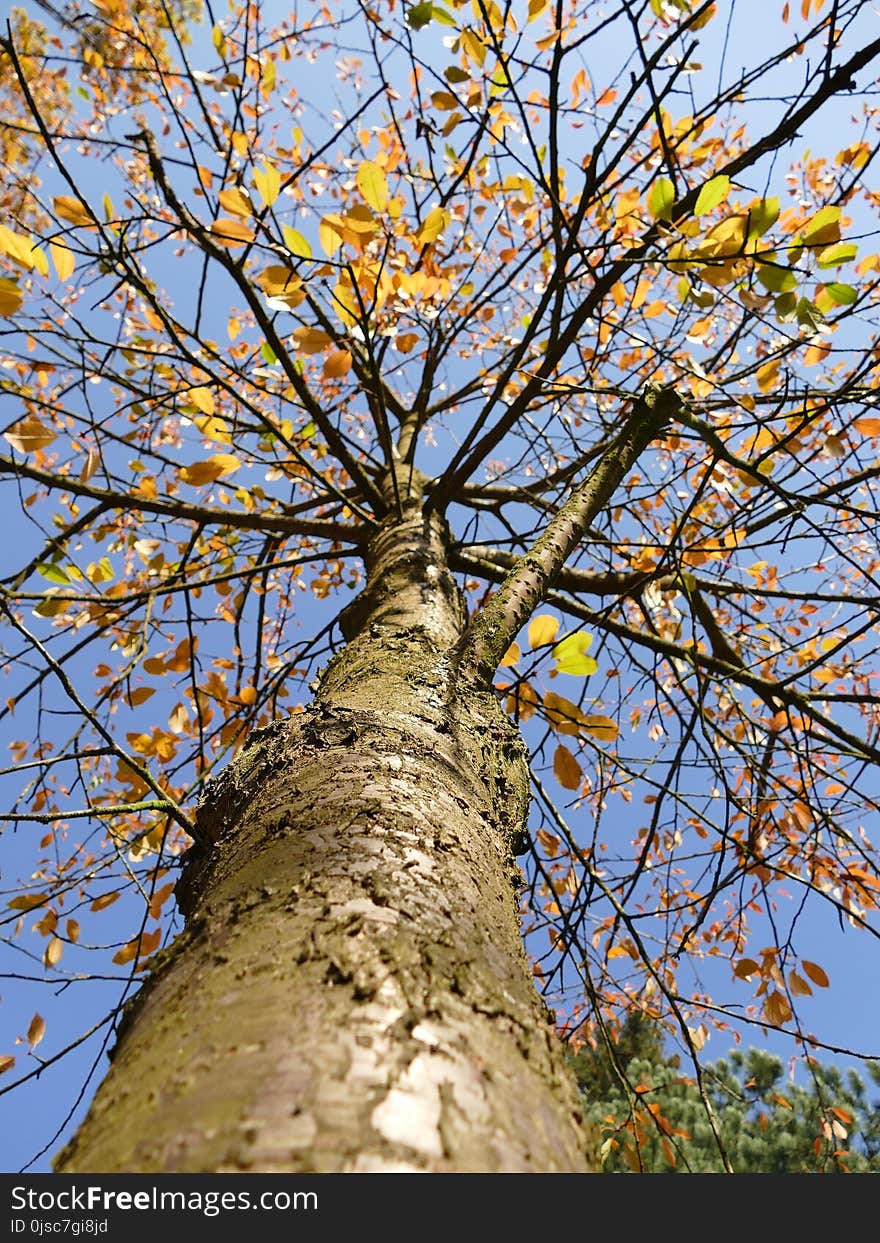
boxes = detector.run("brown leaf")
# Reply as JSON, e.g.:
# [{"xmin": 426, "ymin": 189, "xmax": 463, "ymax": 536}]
[
  {"xmin": 553, "ymin": 743, "xmax": 582, "ymax": 791},
  {"xmin": 26, "ymin": 1013, "xmax": 46, "ymax": 1047}
]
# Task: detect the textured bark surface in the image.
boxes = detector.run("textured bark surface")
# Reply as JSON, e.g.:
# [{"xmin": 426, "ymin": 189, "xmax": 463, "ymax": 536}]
[{"xmin": 56, "ymin": 476, "xmax": 595, "ymax": 1173}]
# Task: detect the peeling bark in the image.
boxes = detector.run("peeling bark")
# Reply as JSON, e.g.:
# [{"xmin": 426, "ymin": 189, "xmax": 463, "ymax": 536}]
[{"xmin": 56, "ymin": 474, "xmax": 595, "ymax": 1173}]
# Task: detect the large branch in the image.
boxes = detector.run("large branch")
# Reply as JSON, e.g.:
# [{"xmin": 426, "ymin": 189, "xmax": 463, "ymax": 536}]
[
  {"xmin": 0, "ymin": 454, "xmax": 364, "ymax": 544},
  {"xmin": 457, "ymin": 385, "xmax": 676, "ymax": 683}
]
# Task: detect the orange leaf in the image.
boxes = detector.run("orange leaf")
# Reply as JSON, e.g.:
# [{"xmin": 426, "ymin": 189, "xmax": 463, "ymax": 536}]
[
  {"xmin": 0, "ymin": 1055, "xmax": 15, "ymax": 1075},
  {"xmin": 734, "ymin": 957, "xmax": 760, "ymax": 979},
  {"xmin": 853, "ymin": 417, "xmax": 880, "ymax": 438},
  {"xmin": 802, "ymin": 960, "xmax": 830, "ymax": 988},
  {"xmin": 89, "ymin": 892, "xmax": 120, "ymax": 912},
  {"xmin": 323, "ymin": 349, "xmax": 353, "ymax": 379},
  {"xmin": 553, "ymin": 743, "xmax": 582, "ymax": 791},
  {"xmin": 209, "ymin": 218, "xmax": 255, "ymax": 248}
]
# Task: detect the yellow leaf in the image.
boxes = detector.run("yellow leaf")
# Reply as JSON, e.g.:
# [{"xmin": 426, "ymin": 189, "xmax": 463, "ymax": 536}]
[
  {"xmin": 282, "ymin": 225, "xmax": 312, "ymax": 259},
  {"xmin": 552, "ymin": 631, "xmax": 598, "ymax": 676},
  {"xmin": 188, "ymin": 386, "xmax": 215, "ymax": 416},
  {"xmin": 528, "ymin": 614, "xmax": 559, "ymax": 648},
  {"xmin": 217, "ymin": 187, "xmax": 253, "ymax": 219},
  {"xmin": 254, "ymin": 161, "xmax": 282, "ymax": 208},
  {"xmin": 26, "ymin": 1013, "xmax": 46, "ymax": 1047},
  {"xmin": 319, "ymin": 215, "xmax": 344, "ymax": 257},
  {"xmin": 543, "ymin": 691, "xmax": 585, "ymax": 736},
  {"xmin": 323, "ymin": 349, "xmax": 352, "ymax": 379},
  {"xmin": 194, "ymin": 414, "xmax": 232, "ymax": 445},
  {"xmin": 607, "ymin": 944, "xmax": 630, "ymax": 960},
  {"xmin": 43, "ymin": 937, "xmax": 63, "ymax": 968},
  {"xmin": 553, "ymin": 743, "xmax": 582, "ymax": 791},
  {"xmin": 209, "ymin": 218, "xmax": 255, "ymax": 248},
  {"xmin": 50, "ymin": 241, "xmax": 75, "ymax": 281},
  {"xmin": 239, "ymin": 685, "xmax": 257, "ymax": 705},
  {"xmin": 4, "ymin": 417, "xmax": 55, "ymax": 453},
  {"xmin": 292, "ymin": 325, "xmax": 333, "ymax": 354},
  {"xmin": 802, "ymin": 204, "xmax": 841, "ymax": 247},
  {"xmin": 0, "ymin": 224, "xmax": 36, "ymax": 268},
  {"xmin": 53, "ymin": 196, "xmax": 94, "ymax": 229},
  {"xmin": 417, "ymin": 206, "xmax": 450, "ymax": 247},
  {"xmin": 802, "ymin": 960, "xmax": 830, "ymax": 988},
  {"xmin": 356, "ymin": 160, "xmax": 388, "ymax": 213},
  {"xmin": 0, "ymin": 278, "xmax": 24, "ymax": 318},
  {"xmin": 430, "ymin": 90, "xmax": 459, "ymax": 111},
  {"xmin": 179, "ymin": 454, "xmax": 240, "ymax": 486},
  {"xmin": 499, "ymin": 640, "xmax": 521, "ymax": 667},
  {"xmin": 756, "ymin": 359, "xmax": 780, "ymax": 393},
  {"xmin": 66, "ymin": 919, "xmax": 80, "ymax": 942}
]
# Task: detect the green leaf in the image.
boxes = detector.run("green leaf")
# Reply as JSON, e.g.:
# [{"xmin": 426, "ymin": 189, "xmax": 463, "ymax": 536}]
[
  {"xmin": 796, "ymin": 297, "xmax": 825, "ymax": 332},
  {"xmin": 823, "ymin": 282, "xmax": 857, "ymax": 306},
  {"xmin": 406, "ymin": 2, "xmax": 435, "ymax": 28},
  {"xmin": 747, "ymin": 197, "xmax": 779, "ymax": 239},
  {"xmin": 260, "ymin": 341, "xmax": 278, "ymax": 365},
  {"xmin": 817, "ymin": 242, "xmax": 857, "ymax": 269},
  {"xmin": 281, "ymin": 225, "xmax": 312, "ymax": 260},
  {"xmin": 37, "ymin": 563, "xmax": 71, "ymax": 585},
  {"xmin": 694, "ymin": 174, "xmax": 730, "ymax": 217},
  {"xmin": 647, "ymin": 177, "xmax": 675, "ymax": 221},
  {"xmin": 552, "ymin": 631, "xmax": 598, "ymax": 676},
  {"xmin": 757, "ymin": 264, "xmax": 797, "ymax": 294},
  {"xmin": 774, "ymin": 292, "xmax": 797, "ymax": 322}
]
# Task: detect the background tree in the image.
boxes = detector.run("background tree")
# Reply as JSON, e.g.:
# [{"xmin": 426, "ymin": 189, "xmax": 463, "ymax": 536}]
[
  {"xmin": 1, "ymin": 0, "xmax": 880, "ymax": 1172},
  {"xmin": 573, "ymin": 1016, "xmax": 880, "ymax": 1172}
]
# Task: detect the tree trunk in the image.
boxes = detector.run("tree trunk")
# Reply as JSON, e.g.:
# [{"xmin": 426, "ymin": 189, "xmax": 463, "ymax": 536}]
[{"xmin": 55, "ymin": 476, "xmax": 594, "ymax": 1173}]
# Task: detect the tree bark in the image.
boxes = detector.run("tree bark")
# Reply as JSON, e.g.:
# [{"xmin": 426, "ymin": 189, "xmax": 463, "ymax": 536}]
[{"xmin": 55, "ymin": 474, "xmax": 595, "ymax": 1173}]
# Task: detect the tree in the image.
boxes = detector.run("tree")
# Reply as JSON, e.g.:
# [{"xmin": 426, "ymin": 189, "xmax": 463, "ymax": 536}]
[
  {"xmin": 572, "ymin": 1016, "xmax": 880, "ymax": 1172},
  {"xmin": 1, "ymin": 0, "xmax": 879, "ymax": 1173}
]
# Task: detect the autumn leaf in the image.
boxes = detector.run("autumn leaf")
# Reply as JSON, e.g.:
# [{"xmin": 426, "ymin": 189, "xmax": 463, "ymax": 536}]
[
  {"xmin": 647, "ymin": 177, "xmax": 675, "ymax": 221},
  {"xmin": 0, "ymin": 1056, "xmax": 14, "ymax": 1075},
  {"xmin": 694, "ymin": 175, "xmax": 730, "ymax": 217},
  {"xmin": 0, "ymin": 278, "xmax": 24, "ymax": 318},
  {"xmin": 528, "ymin": 614, "xmax": 559, "ymax": 647},
  {"xmin": 44, "ymin": 937, "xmax": 63, "ymax": 968},
  {"xmin": 178, "ymin": 454, "xmax": 240, "ymax": 486},
  {"xmin": 4, "ymin": 417, "xmax": 55, "ymax": 453},
  {"xmin": 53, "ymin": 196, "xmax": 94, "ymax": 228},
  {"xmin": 416, "ymin": 207, "xmax": 450, "ymax": 247},
  {"xmin": 209, "ymin": 218, "xmax": 255, "ymax": 248},
  {"xmin": 581, "ymin": 715, "xmax": 619, "ymax": 742},
  {"xmin": 356, "ymin": 161, "xmax": 388, "ymax": 213},
  {"xmin": 323, "ymin": 350, "xmax": 352, "ymax": 379},
  {"xmin": 26, "ymin": 1013, "xmax": 46, "ymax": 1047},
  {"xmin": 553, "ymin": 743, "xmax": 582, "ymax": 790},
  {"xmin": 254, "ymin": 162, "xmax": 282, "ymax": 208},
  {"xmin": 217, "ymin": 187, "xmax": 252, "ymax": 219},
  {"xmin": 282, "ymin": 225, "xmax": 312, "ymax": 259},
  {"xmin": 552, "ymin": 631, "xmax": 598, "ymax": 676},
  {"xmin": 499, "ymin": 641, "xmax": 521, "ymax": 667},
  {"xmin": 49, "ymin": 241, "xmax": 76, "ymax": 281},
  {"xmin": 802, "ymin": 960, "xmax": 830, "ymax": 988},
  {"xmin": 292, "ymin": 326, "xmax": 333, "ymax": 354}
]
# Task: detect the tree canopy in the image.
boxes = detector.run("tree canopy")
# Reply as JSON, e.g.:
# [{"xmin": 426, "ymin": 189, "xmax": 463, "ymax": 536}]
[{"xmin": 1, "ymin": 0, "xmax": 880, "ymax": 1170}]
